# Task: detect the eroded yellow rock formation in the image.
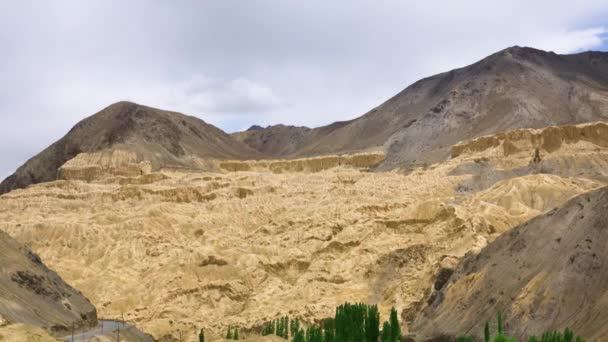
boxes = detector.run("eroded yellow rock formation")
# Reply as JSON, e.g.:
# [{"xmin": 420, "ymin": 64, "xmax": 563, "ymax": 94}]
[
  {"xmin": 451, "ymin": 121, "xmax": 608, "ymax": 158},
  {"xmin": 1, "ymin": 122, "xmax": 606, "ymax": 341},
  {"xmin": 218, "ymin": 152, "xmax": 386, "ymax": 173},
  {"xmin": 58, "ymin": 150, "xmax": 152, "ymax": 181}
]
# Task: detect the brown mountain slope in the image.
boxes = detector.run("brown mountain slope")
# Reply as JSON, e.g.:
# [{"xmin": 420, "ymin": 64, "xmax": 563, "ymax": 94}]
[
  {"xmin": 236, "ymin": 47, "xmax": 608, "ymax": 168},
  {"xmin": 231, "ymin": 124, "xmax": 313, "ymax": 156},
  {"xmin": 0, "ymin": 229, "xmax": 97, "ymax": 336},
  {"xmin": 411, "ymin": 186, "xmax": 608, "ymax": 341},
  {"xmin": 0, "ymin": 101, "xmax": 261, "ymax": 194}
]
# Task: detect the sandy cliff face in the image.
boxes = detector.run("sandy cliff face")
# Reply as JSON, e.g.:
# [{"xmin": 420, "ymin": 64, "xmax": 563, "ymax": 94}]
[
  {"xmin": 58, "ymin": 150, "xmax": 152, "ymax": 182},
  {"xmin": 451, "ymin": 121, "xmax": 608, "ymax": 158},
  {"xmin": 218, "ymin": 152, "xmax": 386, "ymax": 173},
  {"xmin": 0, "ymin": 122, "xmax": 606, "ymax": 341}
]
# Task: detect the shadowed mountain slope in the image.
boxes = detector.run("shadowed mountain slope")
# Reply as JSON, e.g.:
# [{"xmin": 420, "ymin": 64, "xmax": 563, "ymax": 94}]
[
  {"xmin": 0, "ymin": 229, "xmax": 97, "ymax": 336},
  {"xmin": 411, "ymin": 186, "xmax": 608, "ymax": 341},
  {"xmin": 0, "ymin": 101, "xmax": 261, "ymax": 194},
  {"xmin": 236, "ymin": 47, "xmax": 608, "ymax": 168}
]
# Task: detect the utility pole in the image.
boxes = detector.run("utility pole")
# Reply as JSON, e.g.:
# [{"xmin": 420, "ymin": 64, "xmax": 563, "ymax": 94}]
[
  {"xmin": 71, "ymin": 325, "xmax": 74, "ymax": 342},
  {"xmin": 117, "ymin": 322, "xmax": 120, "ymax": 342}
]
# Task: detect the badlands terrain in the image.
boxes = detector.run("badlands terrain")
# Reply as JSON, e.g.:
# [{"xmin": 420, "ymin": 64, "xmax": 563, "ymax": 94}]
[
  {"xmin": 1, "ymin": 46, "xmax": 608, "ymax": 341},
  {"xmin": 1, "ymin": 121, "xmax": 608, "ymax": 340}
]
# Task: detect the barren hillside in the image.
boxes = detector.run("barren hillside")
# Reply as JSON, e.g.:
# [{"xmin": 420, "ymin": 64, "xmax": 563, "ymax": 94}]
[
  {"xmin": 236, "ymin": 47, "xmax": 608, "ymax": 169},
  {"xmin": 0, "ymin": 229, "xmax": 97, "ymax": 336},
  {"xmin": 411, "ymin": 185, "xmax": 608, "ymax": 340},
  {"xmin": 0, "ymin": 101, "xmax": 261, "ymax": 194}
]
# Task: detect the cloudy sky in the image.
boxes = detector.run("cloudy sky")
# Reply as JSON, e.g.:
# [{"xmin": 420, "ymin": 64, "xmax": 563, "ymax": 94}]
[{"xmin": 1, "ymin": 1, "xmax": 608, "ymax": 179}]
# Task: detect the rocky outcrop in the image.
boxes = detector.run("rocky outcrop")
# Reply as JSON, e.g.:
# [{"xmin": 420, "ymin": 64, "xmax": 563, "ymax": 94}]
[
  {"xmin": 0, "ymin": 229, "xmax": 97, "ymax": 336},
  {"xmin": 219, "ymin": 152, "xmax": 386, "ymax": 173},
  {"xmin": 58, "ymin": 150, "xmax": 152, "ymax": 181},
  {"xmin": 451, "ymin": 121, "xmax": 608, "ymax": 159}
]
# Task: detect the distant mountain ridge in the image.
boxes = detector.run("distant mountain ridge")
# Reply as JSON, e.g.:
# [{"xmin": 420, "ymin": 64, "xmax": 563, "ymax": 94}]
[
  {"xmin": 3, "ymin": 46, "xmax": 608, "ymax": 194},
  {"xmin": 234, "ymin": 46, "xmax": 608, "ymax": 167}
]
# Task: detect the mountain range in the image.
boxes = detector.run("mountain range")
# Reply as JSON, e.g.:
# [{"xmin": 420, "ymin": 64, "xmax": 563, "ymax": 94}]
[
  {"xmin": 2, "ymin": 46, "xmax": 608, "ymax": 194},
  {"xmin": 1, "ymin": 46, "xmax": 608, "ymax": 341}
]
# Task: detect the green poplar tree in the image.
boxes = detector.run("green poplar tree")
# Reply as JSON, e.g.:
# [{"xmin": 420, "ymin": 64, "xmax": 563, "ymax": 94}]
[
  {"xmin": 234, "ymin": 327, "xmax": 239, "ymax": 340},
  {"xmin": 365, "ymin": 305, "xmax": 380, "ymax": 342},
  {"xmin": 293, "ymin": 329, "xmax": 305, "ymax": 342},
  {"xmin": 307, "ymin": 326, "xmax": 323, "ymax": 342},
  {"xmin": 497, "ymin": 311, "xmax": 503, "ymax": 336},
  {"xmin": 226, "ymin": 325, "xmax": 232, "ymax": 340},
  {"xmin": 485, "ymin": 321, "xmax": 490, "ymax": 342},
  {"xmin": 389, "ymin": 307, "xmax": 401, "ymax": 342},
  {"xmin": 199, "ymin": 328, "xmax": 205, "ymax": 342},
  {"xmin": 290, "ymin": 318, "xmax": 295, "ymax": 337},
  {"xmin": 285, "ymin": 317, "xmax": 290, "ymax": 339},
  {"xmin": 381, "ymin": 321, "xmax": 391, "ymax": 342},
  {"xmin": 323, "ymin": 319, "xmax": 335, "ymax": 342}
]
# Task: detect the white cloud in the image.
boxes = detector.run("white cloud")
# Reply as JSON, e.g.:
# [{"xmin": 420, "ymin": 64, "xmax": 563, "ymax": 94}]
[
  {"xmin": 531, "ymin": 27, "xmax": 607, "ymax": 53},
  {"xmin": 165, "ymin": 76, "xmax": 285, "ymax": 115}
]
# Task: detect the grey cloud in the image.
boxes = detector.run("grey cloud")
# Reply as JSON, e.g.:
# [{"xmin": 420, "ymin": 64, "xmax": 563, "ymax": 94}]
[
  {"xmin": 167, "ymin": 76, "xmax": 285, "ymax": 114},
  {"xmin": 1, "ymin": 0, "xmax": 608, "ymax": 177}
]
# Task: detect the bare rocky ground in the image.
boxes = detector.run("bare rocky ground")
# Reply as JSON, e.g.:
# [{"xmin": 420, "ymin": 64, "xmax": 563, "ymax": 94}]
[
  {"xmin": 0, "ymin": 229, "xmax": 97, "ymax": 337},
  {"xmin": 0, "ymin": 324, "xmax": 57, "ymax": 342},
  {"xmin": 1, "ymin": 121, "xmax": 606, "ymax": 341}
]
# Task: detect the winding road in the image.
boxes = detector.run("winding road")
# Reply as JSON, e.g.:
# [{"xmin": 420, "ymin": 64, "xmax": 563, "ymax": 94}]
[{"xmin": 62, "ymin": 320, "xmax": 153, "ymax": 342}]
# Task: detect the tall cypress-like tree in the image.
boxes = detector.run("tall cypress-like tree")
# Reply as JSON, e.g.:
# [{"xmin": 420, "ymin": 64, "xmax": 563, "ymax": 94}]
[
  {"xmin": 497, "ymin": 311, "xmax": 503, "ymax": 336},
  {"xmin": 307, "ymin": 326, "xmax": 323, "ymax": 342},
  {"xmin": 291, "ymin": 318, "xmax": 300, "ymax": 338},
  {"xmin": 285, "ymin": 316, "xmax": 290, "ymax": 339},
  {"xmin": 226, "ymin": 325, "xmax": 232, "ymax": 340},
  {"xmin": 381, "ymin": 321, "xmax": 391, "ymax": 342},
  {"xmin": 199, "ymin": 328, "xmax": 205, "ymax": 342},
  {"xmin": 365, "ymin": 305, "xmax": 380, "ymax": 342},
  {"xmin": 293, "ymin": 329, "xmax": 305, "ymax": 342},
  {"xmin": 484, "ymin": 321, "xmax": 490, "ymax": 342},
  {"xmin": 389, "ymin": 307, "xmax": 401, "ymax": 342},
  {"xmin": 323, "ymin": 319, "xmax": 335, "ymax": 342},
  {"xmin": 234, "ymin": 327, "xmax": 239, "ymax": 340}
]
